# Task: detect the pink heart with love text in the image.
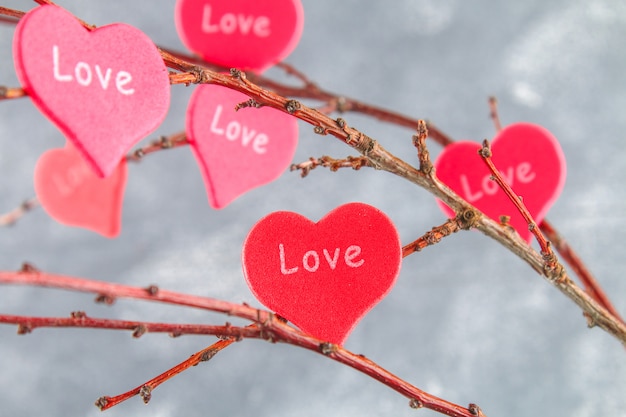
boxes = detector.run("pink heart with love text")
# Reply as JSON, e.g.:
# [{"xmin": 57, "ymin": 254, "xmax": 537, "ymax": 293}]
[
  {"xmin": 242, "ymin": 202, "xmax": 402, "ymax": 345},
  {"xmin": 13, "ymin": 5, "xmax": 170, "ymax": 178},
  {"xmin": 34, "ymin": 142, "xmax": 127, "ymax": 238},
  {"xmin": 186, "ymin": 84, "xmax": 298, "ymax": 209},
  {"xmin": 434, "ymin": 123, "xmax": 566, "ymax": 242},
  {"xmin": 175, "ymin": 0, "xmax": 304, "ymax": 73}
]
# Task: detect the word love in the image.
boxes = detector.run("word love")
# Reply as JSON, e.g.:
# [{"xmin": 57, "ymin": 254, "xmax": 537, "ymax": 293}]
[
  {"xmin": 34, "ymin": 142, "xmax": 127, "ymax": 238},
  {"xmin": 175, "ymin": 0, "xmax": 304, "ymax": 72},
  {"xmin": 279, "ymin": 244, "xmax": 364, "ymax": 274},
  {"xmin": 243, "ymin": 203, "xmax": 402, "ymax": 345},
  {"xmin": 209, "ymin": 105, "xmax": 268, "ymax": 154},
  {"xmin": 202, "ymin": 5, "xmax": 270, "ymax": 37},
  {"xmin": 461, "ymin": 162, "xmax": 535, "ymax": 203},
  {"xmin": 13, "ymin": 5, "xmax": 170, "ymax": 178},
  {"xmin": 186, "ymin": 84, "xmax": 298, "ymax": 209},
  {"xmin": 434, "ymin": 123, "xmax": 566, "ymax": 242},
  {"xmin": 52, "ymin": 46, "xmax": 133, "ymax": 95}
]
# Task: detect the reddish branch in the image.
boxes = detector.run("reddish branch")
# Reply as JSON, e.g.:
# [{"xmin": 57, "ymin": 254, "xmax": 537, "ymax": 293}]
[
  {"xmin": 290, "ymin": 155, "xmax": 373, "ymax": 178},
  {"xmin": 0, "ymin": 268, "xmax": 485, "ymax": 417}
]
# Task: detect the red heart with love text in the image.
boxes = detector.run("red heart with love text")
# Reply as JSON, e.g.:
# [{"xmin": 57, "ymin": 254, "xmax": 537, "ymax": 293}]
[
  {"xmin": 434, "ymin": 123, "xmax": 566, "ymax": 242},
  {"xmin": 13, "ymin": 5, "xmax": 170, "ymax": 178},
  {"xmin": 186, "ymin": 84, "xmax": 298, "ymax": 209},
  {"xmin": 34, "ymin": 142, "xmax": 127, "ymax": 238},
  {"xmin": 242, "ymin": 202, "xmax": 402, "ymax": 345},
  {"xmin": 175, "ymin": 0, "xmax": 304, "ymax": 73}
]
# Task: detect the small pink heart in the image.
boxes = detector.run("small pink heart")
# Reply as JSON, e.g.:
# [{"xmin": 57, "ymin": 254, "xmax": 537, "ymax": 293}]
[
  {"xmin": 175, "ymin": 0, "xmax": 304, "ymax": 73},
  {"xmin": 186, "ymin": 84, "xmax": 298, "ymax": 209},
  {"xmin": 13, "ymin": 5, "xmax": 170, "ymax": 178},
  {"xmin": 242, "ymin": 203, "xmax": 402, "ymax": 345},
  {"xmin": 434, "ymin": 123, "xmax": 566, "ymax": 242},
  {"xmin": 34, "ymin": 142, "xmax": 127, "ymax": 238}
]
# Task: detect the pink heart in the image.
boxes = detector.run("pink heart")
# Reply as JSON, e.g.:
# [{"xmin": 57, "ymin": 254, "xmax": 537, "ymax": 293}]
[
  {"xmin": 34, "ymin": 142, "xmax": 127, "ymax": 238},
  {"xmin": 13, "ymin": 5, "xmax": 170, "ymax": 178},
  {"xmin": 186, "ymin": 84, "xmax": 298, "ymax": 209},
  {"xmin": 175, "ymin": 0, "xmax": 304, "ymax": 73},
  {"xmin": 242, "ymin": 203, "xmax": 402, "ymax": 345},
  {"xmin": 434, "ymin": 123, "xmax": 566, "ymax": 242}
]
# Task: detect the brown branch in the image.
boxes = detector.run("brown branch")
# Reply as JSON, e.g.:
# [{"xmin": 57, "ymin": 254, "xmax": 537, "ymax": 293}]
[
  {"xmin": 487, "ymin": 97, "xmax": 622, "ymax": 322},
  {"xmin": 540, "ymin": 220, "xmax": 624, "ymax": 324},
  {"xmin": 488, "ymin": 96, "xmax": 502, "ymax": 132},
  {"xmin": 0, "ymin": 312, "xmax": 257, "ymax": 338},
  {"xmin": 290, "ymin": 155, "xmax": 373, "ymax": 178},
  {"xmin": 402, "ymin": 217, "xmax": 461, "ymax": 258},
  {"xmin": 126, "ymin": 131, "xmax": 188, "ymax": 162},
  {"xmin": 0, "ymin": 198, "xmax": 38, "ymax": 226},
  {"xmin": 478, "ymin": 139, "xmax": 560, "ymax": 272},
  {"xmin": 96, "ymin": 338, "xmax": 238, "ymax": 410},
  {"xmin": 0, "ymin": 86, "xmax": 27, "ymax": 100},
  {"xmin": 0, "ymin": 268, "xmax": 485, "ymax": 417}
]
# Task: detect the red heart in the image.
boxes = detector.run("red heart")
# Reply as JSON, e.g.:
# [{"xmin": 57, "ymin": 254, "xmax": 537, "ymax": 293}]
[
  {"xmin": 13, "ymin": 5, "xmax": 170, "ymax": 178},
  {"xmin": 242, "ymin": 203, "xmax": 402, "ymax": 345},
  {"xmin": 186, "ymin": 84, "xmax": 298, "ymax": 209},
  {"xmin": 34, "ymin": 142, "xmax": 127, "ymax": 238},
  {"xmin": 434, "ymin": 123, "xmax": 566, "ymax": 242},
  {"xmin": 175, "ymin": 0, "xmax": 304, "ymax": 73}
]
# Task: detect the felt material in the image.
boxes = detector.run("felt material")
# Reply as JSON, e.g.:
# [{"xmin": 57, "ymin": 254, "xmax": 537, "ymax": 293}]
[
  {"xmin": 13, "ymin": 5, "xmax": 170, "ymax": 178},
  {"xmin": 34, "ymin": 142, "xmax": 127, "ymax": 238},
  {"xmin": 175, "ymin": 0, "xmax": 304, "ymax": 73},
  {"xmin": 186, "ymin": 84, "xmax": 298, "ymax": 209},
  {"xmin": 242, "ymin": 202, "xmax": 402, "ymax": 345},
  {"xmin": 434, "ymin": 123, "xmax": 566, "ymax": 242}
]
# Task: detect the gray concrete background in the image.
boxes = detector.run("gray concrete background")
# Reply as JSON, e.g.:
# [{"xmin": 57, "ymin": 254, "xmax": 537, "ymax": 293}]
[{"xmin": 1, "ymin": 1, "xmax": 625, "ymax": 416}]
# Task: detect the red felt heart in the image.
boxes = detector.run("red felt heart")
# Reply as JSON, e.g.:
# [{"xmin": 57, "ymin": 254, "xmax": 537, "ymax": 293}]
[
  {"xmin": 13, "ymin": 5, "xmax": 170, "ymax": 178},
  {"xmin": 34, "ymin": 142, "xmax": 127, "ymax": 238},
  {"xmin": 434, "ymin": 123, "xmax": 566, "ymax": 242},
  {"xmin": 175, "ymin": 0, "xmax": 304, "ymax": 73},
  {"xmin": 242, "ymin": 203, "xmax": 402, "ymax": 345},
  {"xmin": 186, "ymin": 84, "xmax": 298, "ymax": 209}
]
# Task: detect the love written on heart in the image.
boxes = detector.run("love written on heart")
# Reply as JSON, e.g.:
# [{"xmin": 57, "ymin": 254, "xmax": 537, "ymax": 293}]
[
  {"xmin": 434, "ymin": 122, "xmax": 566, "ymax": 242},
  {"xmin": 242, "ymin": 203, "xmax": 402, "ymax": 345}
]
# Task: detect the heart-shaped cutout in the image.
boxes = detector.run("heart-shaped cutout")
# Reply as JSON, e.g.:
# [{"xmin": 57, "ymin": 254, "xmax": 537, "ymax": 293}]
[
  {"xmin": 13, "ymin": 5, "xmax": 171, "ymax": 178},
  {"xmin": 175, "ymin": 0, "xmax": 304, "ymax": 73},
  {"xmin": 34, "ymin": 142, "xmax": 127, "ymax": 238},
  {"xmin": 242, "ymin": 202, "xmax": 402, "ymax": 345},
  {"xmin": 434, "ymin": 123, "xmax": 566, "ymax": 242},
  {"xmin": 186, "ymin": 84, "xmax": 298, "ymax": 209}
]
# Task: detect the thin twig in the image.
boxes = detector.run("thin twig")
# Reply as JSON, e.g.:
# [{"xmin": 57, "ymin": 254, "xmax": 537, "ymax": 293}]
[
  {"xmin": 290, "ymin": 155, "xmax": 373, "ymax": 178},
  {"xmin": 478, "ymin": 140, "xmax": 559, "ymax": 270},
  {"xmin": 488, "ymin": 96, "xmax": 502, "ymax": 132},
  {"xmin": 96, "ymin": 336, "xmax": 241, "ymax": 409},
  {"xmin": 402, "ymin": 218, "xmax": 461, "ymax": 258},
  {"xmin": 0, "ymin": 198, "xmax": 39, "ymax": 226},
  {"xmin": 0, "ymin": 86, "xmax": 26, "ymax": 100}
]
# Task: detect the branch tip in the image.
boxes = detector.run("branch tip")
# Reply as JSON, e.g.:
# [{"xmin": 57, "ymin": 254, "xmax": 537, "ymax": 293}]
[{"xmin": 94, "ymin": 396, "xmax": 109, "ymax": 411}]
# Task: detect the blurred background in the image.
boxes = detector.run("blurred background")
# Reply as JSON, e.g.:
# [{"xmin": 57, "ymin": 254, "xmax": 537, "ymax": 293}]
[{"xmin": 1, "ymin": 1, "xmax": 625, "ymax": 416}]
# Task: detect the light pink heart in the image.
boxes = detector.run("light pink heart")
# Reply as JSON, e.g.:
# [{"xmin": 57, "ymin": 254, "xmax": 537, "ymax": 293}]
[
  {"xmin": 242, "ymin": 203, "xmax": 402, "ymax": 345},
  {"xmin": 186, "ymin": 84, "xmax": 298, "ymax": 209},
  {"xmin": 13, "ymin": 5, "xmax": 170, "ymax": 178},
  {"xmin": 34, "ymin": 142, "xmax": 127, "ymax": 238},
  {"xmin": 175, "ymin": 0, "xmax": 304, "ymax": 73},
  {"xmin": 434, "ymin": 123, "xmax": 566, "ymax": 242}
]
